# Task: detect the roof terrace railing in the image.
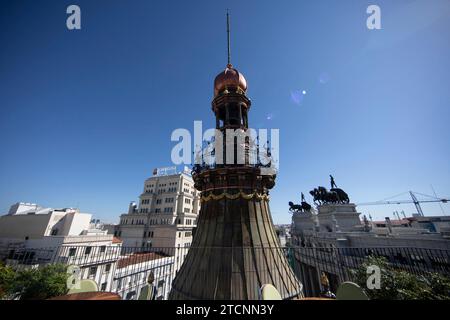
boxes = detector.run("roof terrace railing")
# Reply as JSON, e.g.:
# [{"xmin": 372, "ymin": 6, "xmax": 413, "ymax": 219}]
[{"xmin": 1, "ymin": 245, "xmax": 449, "ymax": 300}]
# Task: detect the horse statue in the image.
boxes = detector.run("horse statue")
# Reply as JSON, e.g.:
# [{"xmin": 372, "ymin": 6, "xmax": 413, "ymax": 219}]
[
  {"xmin": 288, "ymin": 201, "xmax": 303, "ymax": 212},
  {"xmin": 330, "ymin": 188, "xmax": 350, "ymax": 204},
  {"xmin": 310, "ymin": 186, "xmax": 350, "ymax": 205},
  {"xmin": 289, "ymin": 198, "xmax": 312, "ymax": 213}
]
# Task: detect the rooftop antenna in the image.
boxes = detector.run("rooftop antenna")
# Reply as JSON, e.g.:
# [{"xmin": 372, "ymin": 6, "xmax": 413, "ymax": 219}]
[{"xmin": 226, "ymin": 9, "xmax": 231, "ymax": 66}]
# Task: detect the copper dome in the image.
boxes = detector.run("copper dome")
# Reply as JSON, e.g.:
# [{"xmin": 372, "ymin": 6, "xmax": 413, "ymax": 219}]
[{"xmin": 214, "ymin": 64, "xmax": 247, "ymax": 97}]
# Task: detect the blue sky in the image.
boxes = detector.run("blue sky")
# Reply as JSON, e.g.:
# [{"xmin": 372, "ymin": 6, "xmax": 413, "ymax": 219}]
[{"xmin": 1, "ymin": 0, "xmax": 449, "ymax": 224}]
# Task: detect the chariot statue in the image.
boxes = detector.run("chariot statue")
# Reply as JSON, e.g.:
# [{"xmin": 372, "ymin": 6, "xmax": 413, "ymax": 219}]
[
  {"xmin": 289, "ymin": 192, "xmax": 312, "ymax": 213},
  {"xmin": 309, "ymin": 175, "xmax": 350, "ymax": 205}
]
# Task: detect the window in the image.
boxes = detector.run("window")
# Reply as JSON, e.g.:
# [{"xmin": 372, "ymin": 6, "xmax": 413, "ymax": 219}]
[
  {"xmin": 105, "ymin": 264, "xmax": 111, "ymax": 273},
  {"xmin": 51, "ymin": 229, "xmax": 58, "ymax": 236},
  {"xmin": 155, "ymin": 208, "xmax": 161, "ymax": 213},
  {"xmin": 165, "ymin": 197, "xmax": 174, "ymax": 203},
  {"xmin": 85, "ymin": 246, "xmax": 92, "ymax": 255},
  {"xmin": 164, "ymin": 207, "xmax": 173, "ymax": 213},
  {"xmin": 184, "ymin": 208, "xmax": 190, "ymax": 213},
  {"xmin": 100, "ymin": 246, "xmax": 106, "ymax": 253},
  {"xmin": 69, "ymin": 248, "xmax": 77, "ymax": 257},
  {"xmin": 101, "ymin": 282, "xmax": 107, "ymax": 291},
  {"xmin": 156, "ymin": 199, "xmax": 162, "ymax": 204},
  {"xmin": 89, "ymin": 266, "xmax": 97, "ymax": 276},
  {"xmin": 184, "ymin": 198, "xmax": 191, "ymax": 204}
]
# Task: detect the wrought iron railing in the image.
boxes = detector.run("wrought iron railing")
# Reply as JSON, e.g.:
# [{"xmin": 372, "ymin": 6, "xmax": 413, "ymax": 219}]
[{"xmin": 1, "ymin": 245, "xmax": 449, "ymax": 300}]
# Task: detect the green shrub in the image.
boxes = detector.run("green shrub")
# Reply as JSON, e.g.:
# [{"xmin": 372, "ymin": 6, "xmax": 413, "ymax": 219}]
[
  {"xmin": 351, "ymin": 255, "xmax": 450, "ymax": 300},
  {"xmin": 0, "ymin": 262, "xmax": 15, "ymax": 299},
  {"xmin": 5, "ymin": 263, "xmax": 69, "ymax": 300}
]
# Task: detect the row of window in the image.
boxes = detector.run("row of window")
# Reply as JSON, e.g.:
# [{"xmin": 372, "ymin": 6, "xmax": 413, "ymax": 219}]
[
  {"xmin": 146, "ymin": 186, "xmax": 179, "ymax": 194},
  {"xmin": 155, "ymin": 197, "xmax": 175, "ymax": 204},
  {"xmin": 178, "ymin": 231, "xmax": 192, "ymax": 238},
  {"xmin": 88, "ymin": 263, "xmax": 111, "ymax": 276},
  {"xmin": 175, "ymin": 218, "xmax": 195, "ymax": 225},
  {"xmin": 148, "ymin": 218, "xmax": 174, "ymax": 225},
  {"xmin": 136, "ymin": 206, "xmax": 194, "ymax": 215},
  {"xmin": 116, "ymin": 271, "xmax": 165, "ymax": 293},
  {"xmin": 121, "ymin": 218, "xmax": 145, "ymax": 224},
  {"xmin": 154, "ymin": 207, "xmax": 174, "ymax": 213},
  {"xmin": 148, "ymin": 182, "xmax": 176, "ymax": 188},
  {"xmin": 144, "ymin": 231, "xmax": 154, "ymax": 238},
  {"xmin": 68, "ymin": 245, "xmax": 107, "ymax": 257}
]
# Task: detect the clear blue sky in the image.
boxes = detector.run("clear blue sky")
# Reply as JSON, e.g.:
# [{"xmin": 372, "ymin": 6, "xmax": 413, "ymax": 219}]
[{"xmin": 1, "ymin": 0, "xmax": 449, "ymax": 224}]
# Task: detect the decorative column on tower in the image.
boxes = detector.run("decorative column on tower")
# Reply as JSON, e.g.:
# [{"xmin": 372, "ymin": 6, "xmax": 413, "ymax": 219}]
[{"xmin": 169, "ymin": 12, "xmax": 303, "ymax": 300}]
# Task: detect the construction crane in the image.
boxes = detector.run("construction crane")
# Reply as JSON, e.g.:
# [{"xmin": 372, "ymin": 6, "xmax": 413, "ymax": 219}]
[{"xmin": 357, "ymin": 191, "xmax": 449, "ymax": 217}]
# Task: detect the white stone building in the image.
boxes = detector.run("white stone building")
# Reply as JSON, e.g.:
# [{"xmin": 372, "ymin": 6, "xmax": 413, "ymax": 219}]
[
  {"xmin": 114, "ymin": 169, "xmax": 200, "ymax": 257},
  {"xmin": 0, "ymin": 202, "xmax": 123, "ymax": 292},
  {"xmin": 112, "ymin": 252, "xmax": 174, "ymax": 300},
  {"xmin": 291, "ymin": 203, "xmax": 450, "ymax": 250},
  {"xmin": 290, "ymin": 202, "xmax": 450, "ymax": 296}
]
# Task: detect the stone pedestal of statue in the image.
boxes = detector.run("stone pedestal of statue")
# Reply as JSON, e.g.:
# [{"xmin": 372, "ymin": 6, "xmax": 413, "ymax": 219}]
[{"xmin": 317, "ymin": 203, "xmax": 361, "ymax": 232}]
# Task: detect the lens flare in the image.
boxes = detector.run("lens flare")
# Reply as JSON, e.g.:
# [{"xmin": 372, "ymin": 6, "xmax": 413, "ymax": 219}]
[
  {"xmin": 290, "ymin": 90, "xmax": 306, "ymax": 105},
  {"xmin": 319, "ymin": 72, "xmax": 330, "ymax": 84}
]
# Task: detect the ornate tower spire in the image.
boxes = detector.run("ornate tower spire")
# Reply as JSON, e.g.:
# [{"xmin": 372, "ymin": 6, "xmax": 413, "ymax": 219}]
[
  {"xmin": 227, "ymin": 9, "xmax": 231, "ymax": 66},
  {"xmin": 169, "ymin": 12, "xmax": 303, "ymax": 301}
]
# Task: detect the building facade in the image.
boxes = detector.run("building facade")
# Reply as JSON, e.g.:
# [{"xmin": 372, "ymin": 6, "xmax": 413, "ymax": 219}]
[
  {"xmin": 112, "ymin": 252, "xmax": 174, "ymax": 300},
  {"xmin": 0, "ymin": 202, "xmax": 123, "ymax": 292},
  {"xmin": 290, "ymin": 201, "xmax": 450, "ymax": 296},
  {"xmin": 114, "ymin": 170, "xmax": 200, "ymax": 257}
]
